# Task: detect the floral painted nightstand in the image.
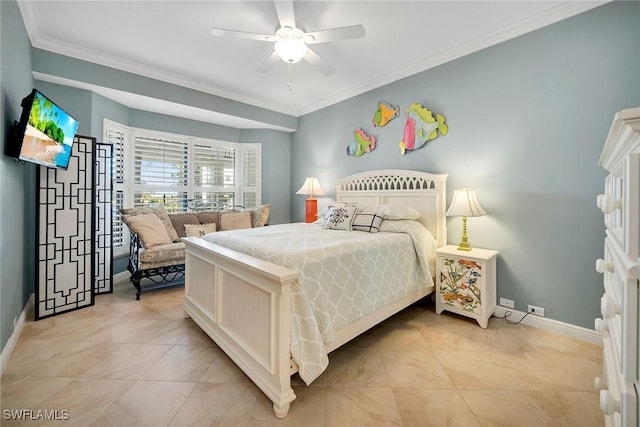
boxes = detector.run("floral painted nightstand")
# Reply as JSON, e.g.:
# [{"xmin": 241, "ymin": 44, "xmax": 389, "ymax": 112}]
[{"xmin": 435, "ymin": 245, "xmax": 498, "ymax": 328}]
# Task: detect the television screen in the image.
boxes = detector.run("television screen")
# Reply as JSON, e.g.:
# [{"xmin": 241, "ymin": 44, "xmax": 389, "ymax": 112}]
[{"xmin": 13, "ymin": 89, "xmax": 79, "ymax": 169}]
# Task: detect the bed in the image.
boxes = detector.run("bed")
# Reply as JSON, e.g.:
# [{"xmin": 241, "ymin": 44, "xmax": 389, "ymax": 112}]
[{"xmin": 182, "ymin": 169, "xmax": 447, "ymax": 418}]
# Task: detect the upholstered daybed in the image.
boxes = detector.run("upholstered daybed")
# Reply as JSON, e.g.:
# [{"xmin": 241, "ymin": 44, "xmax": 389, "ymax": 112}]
[{"xmin": 121, "ymin": 204, "xmax": 270, "ymax": 299}]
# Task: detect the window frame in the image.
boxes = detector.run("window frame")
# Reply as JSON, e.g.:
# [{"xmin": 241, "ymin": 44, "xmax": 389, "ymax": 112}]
[{"xmin": 104, "ymin": 119, "xmax": 261, "ymax": 257}]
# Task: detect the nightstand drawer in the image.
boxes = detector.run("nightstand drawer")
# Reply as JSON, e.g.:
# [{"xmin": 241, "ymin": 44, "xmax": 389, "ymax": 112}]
[{"xmin": 435, "ymin": 245, "xmax": 498, "ymax": 329}]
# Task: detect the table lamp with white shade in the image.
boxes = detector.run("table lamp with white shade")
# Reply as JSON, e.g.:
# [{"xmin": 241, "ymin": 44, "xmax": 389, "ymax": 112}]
[
  {"xmin": 446, "ymin": 188, "xmax": 486, "ymax": 251},
  {"xmin": 296, "ymin": 177, "xmax": 325, "ymax": 223}
]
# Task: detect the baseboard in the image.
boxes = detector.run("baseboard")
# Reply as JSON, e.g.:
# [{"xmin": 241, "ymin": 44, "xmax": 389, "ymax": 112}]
[
  {"xmin": 1, "ymin": 293, "xmax": 35, "ymax": 375},
  {"xmin": 113, "ymin": 271, "xmax": 130, "ymax": 284},
  {"xmin": 495, "ymin": 306, "xmax": 603, "ymax": 346}
]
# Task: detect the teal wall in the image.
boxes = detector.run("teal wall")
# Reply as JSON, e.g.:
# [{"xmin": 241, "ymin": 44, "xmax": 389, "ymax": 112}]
[
  {"xmin": 240, "ymin": 129, "xmax": 292, "ymax": 225},
  {"xmin": 2, "ymin": 0, "xmax": 638, "ymax": 356},
  {"xmin": 28, "ymin": 81, "xmax": 294, "ymax": 276},
  {"xmin": 291, "ymin": 1, "xmax": 640, "ymax": 328},
  {"xmin": 0, "ymin": 0, "xmax": 35, "ymax": 351}
]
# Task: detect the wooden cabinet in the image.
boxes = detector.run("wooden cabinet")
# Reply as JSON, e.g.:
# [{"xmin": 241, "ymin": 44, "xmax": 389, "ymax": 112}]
[
  {"xmin": 435, "ymin": 245, "xmax": 498, "ymax": 328},
  {"xmin": 596, "ymin": 106, "xmax": 640, "ymax": 427}
]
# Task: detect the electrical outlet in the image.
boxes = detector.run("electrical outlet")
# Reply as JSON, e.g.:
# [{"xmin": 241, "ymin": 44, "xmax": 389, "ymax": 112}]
[
  {"xmin": 528, "ymin": 305, "xmax": 545, "ymax": 317},
  {"xmin": 500, "ymin": 298, "xmax": 514, "ymax": 309}
]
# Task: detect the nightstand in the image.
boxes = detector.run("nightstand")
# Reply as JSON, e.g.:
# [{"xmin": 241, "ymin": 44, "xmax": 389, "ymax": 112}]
[{"xmin": 435, "ymin": 245, "xmax": 498, "ymax": 328}]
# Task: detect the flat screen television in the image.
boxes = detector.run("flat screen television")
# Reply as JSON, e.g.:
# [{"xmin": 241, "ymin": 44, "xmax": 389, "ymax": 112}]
[{"xmin": 10, "ymin": 89, "xmax": 79, "ymax": 169}]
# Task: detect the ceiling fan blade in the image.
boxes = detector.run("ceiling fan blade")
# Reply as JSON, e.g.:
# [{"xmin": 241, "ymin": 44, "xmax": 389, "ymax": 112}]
[
  {"xmin": 305, "ymin": 24, "xmax": 366, "ymax": 44},
  {"xmin": 303, "ymin": 48, "xmax": 335, "ymax": 76},
  {"xmin": 210, "ymin": 28, "xmax": 276, "ymax": 42},
  {"xmin": 256, "ymin": 51, "xmax": 281, "ymax": 73},
  {"xmin": 274, "ymin": 0, "xmax": 296, "ymax": 29}
]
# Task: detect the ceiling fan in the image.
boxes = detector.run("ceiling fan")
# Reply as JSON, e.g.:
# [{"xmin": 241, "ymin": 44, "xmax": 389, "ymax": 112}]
[{"xmin": 209, "ymin": 0, "xmax": 365, "ymax": 76}]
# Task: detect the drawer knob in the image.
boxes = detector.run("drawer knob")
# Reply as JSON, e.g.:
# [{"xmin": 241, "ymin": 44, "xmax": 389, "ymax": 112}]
[
  {"xmin": 594, "ymin": 318, "xmax": 607, "ymax": 333},
  {"xmin": 595, "ymin": 259, "xmax": 614, "ymax": 274},
  {"xmin": 598, "ymin": 194, "xmax": 623, "ymax": 214},
  {"xmin": 601, "ymin": 296, "xmax": 620, "ymax": 319},
  {"xmin": 599, "ymin": 389, "xmax": 620, "ymax": 415},
  {"xmin": 594, "ymin": 376, "xmax": 606, "ymax": 391}
]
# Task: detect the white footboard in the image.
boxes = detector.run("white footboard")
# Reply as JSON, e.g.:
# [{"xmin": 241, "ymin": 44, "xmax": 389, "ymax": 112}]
[{"xmin": 182, "ymin": 237, "xmax": 298, "ymax": 418}]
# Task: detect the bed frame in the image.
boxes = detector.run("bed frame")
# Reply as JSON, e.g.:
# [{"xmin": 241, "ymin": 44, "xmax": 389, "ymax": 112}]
[{"xmin": 182, "ymin": 170, "xmax": 447, "ymax": 418}]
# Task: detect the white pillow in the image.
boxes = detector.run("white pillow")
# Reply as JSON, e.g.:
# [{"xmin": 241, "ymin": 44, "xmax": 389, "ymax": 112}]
[
  {"xmin": 352, "ymin": 213, "xmax": 384, "ymax": 233},
  {"xmin": 184, "ymin": 222, "xmax": 217, "ymax": 237},
  {"xmin": 323, "ymin": 206, "xmax": 358, "ymax": 231},
  {"xmin": 362, "ymin": 204, "xmax": 421, "ymax": 220},
  {"xmin": 316, "ymin": 202, "xmax": 358, "ymax": 226}
]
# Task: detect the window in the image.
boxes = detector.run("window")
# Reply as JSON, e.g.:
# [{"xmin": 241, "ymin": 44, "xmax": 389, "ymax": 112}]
[{"xmin": 104, "ymin": 119, "xmax": 261, "ymax": 256}]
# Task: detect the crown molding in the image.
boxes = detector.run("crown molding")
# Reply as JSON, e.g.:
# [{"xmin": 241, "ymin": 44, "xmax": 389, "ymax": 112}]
[
  {"xmin": 17, "ymin": 1, "xmax": 297, "ymax": 117},
  {"xmin": 296, "ymin": 1, "xmax": 609, "ymax": 116},
  {"xmin": 18, "ymin": 0, "xmax": 609, "ymax": 119}
]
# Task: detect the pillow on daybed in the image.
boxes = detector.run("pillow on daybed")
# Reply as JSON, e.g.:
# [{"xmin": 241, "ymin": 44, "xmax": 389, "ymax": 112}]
[
  {"xmin": 220, "ymin": 212, "xmax": 252, "ymax": 230},
  {"xmin": 196, "ymin": 211, "xmax": 220, "ymax": 226},
  {"xmin": 120, "ymin": 206, "xmax": 180, "ymax": 242},
  {"xmin": 168, "ymin": 213, "xmax": 200, "ymax": 239},
  {"xmin": 184, "ymin": 222, "xmax": 217, "ymax": 238},
  {"xmin": 248, "ymin": 204, "xmax": 270, "ymax": 227},
  {"xmin": 323, "ymin": 205, "xmax": 358, "ymax": 231},
  {"xmin": 122, "ymin": 213, "xmax": 173, "ymax": 248},
  {"xmin": 361, "ymin": 204, "xmax": 421, "ymax": 220},
  {"xmin": 352, "ymin": 213, "xmax": 384, "ymax": 233}
]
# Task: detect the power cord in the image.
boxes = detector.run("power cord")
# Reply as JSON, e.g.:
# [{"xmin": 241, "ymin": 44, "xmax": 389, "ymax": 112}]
[{"xmin": 493, "ymin": 310, "xmax": 534, "ymax": 325}]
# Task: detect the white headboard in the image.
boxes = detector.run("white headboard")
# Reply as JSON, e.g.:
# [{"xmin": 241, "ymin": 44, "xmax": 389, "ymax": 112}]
[{"xmin": 335, "ymin": 169, "xmax": 448, "ymax": 248}]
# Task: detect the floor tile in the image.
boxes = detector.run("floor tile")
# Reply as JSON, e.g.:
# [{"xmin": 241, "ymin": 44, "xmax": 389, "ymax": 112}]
[{"xmin": 1, "ymin": 282, "xmax": 604, "ymax": 426}]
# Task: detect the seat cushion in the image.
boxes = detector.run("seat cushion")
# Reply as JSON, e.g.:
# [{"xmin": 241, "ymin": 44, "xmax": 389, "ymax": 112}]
[{"xmin": 139, "ymin": 242, "xmax": 185, "ymax": 264}]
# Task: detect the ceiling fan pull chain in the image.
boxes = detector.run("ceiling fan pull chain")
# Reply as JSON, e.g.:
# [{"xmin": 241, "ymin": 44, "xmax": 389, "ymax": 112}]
[{"xmin": 288, "ymin": 63, "xmax": 294, "ymax": 91}]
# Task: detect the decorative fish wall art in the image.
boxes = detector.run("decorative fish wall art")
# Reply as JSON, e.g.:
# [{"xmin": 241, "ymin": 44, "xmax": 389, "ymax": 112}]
[
  {"xmin": 346, "ymin": 128, "xmax": 376, "ymax": 157},
  {"xmin": 399, "ymin": 102, "xmax": 448, "ymax": 155},
  {"xmin": 372, "ymin": 101, "xmax": 399, "ymax": 127}
]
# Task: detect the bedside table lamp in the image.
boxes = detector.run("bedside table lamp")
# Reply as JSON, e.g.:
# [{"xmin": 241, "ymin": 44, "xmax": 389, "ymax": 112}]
[
  {"xmin": 296, "ymin": 177, "xmax": 325, "ymax": 223},
  {"xmin": 446, "ymin": 188, "xmax": 486, "ymax": 251}
]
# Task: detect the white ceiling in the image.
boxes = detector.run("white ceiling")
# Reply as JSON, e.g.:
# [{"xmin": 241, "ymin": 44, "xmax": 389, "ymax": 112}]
[{"xmin": 18, "ymin": 1, "xmax": 606, "ymax": 129}]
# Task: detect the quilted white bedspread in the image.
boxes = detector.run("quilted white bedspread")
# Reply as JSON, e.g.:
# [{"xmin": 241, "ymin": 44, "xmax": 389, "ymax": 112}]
[{"xmin": 202, "ymin": 220, "xmax": 437, "ymax": 384}]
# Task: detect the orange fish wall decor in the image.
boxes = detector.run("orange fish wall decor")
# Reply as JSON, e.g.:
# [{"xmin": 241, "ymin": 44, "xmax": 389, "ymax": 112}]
[{"xmin": 372, "ymin": 101, "xmax": 400, "ymax": 127}]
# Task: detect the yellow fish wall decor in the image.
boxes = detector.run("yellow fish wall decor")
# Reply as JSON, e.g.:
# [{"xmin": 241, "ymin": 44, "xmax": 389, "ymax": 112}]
[
  {"xmin": 399, "ymin": 102, "xmax": 448, "ymax": 155},
  {"xmin": 347, "ymin": 128, "xmax": 376, "ymax": 157},
  {"xmin": 372, "ymin": 101, "xmax": 399, "ymax": 127}
]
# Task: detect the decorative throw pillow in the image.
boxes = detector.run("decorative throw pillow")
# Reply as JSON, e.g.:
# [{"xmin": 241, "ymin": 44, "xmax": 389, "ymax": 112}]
[
  {"xmin": 250, "ymin": 204, "xmax": 270, "ymax": 227},
  {"xmin": 220, "ymin": 212, "xmax": 252, "ymax": 230},
  {"xmin": 362, "ymin": 204, "xmax": 421, "ymax": 220},
  {"xmin": 168, "ymin": 213, "xmax": 200, "ymax": 239},
  {"xmin": 120, "ymin": 206, "xmax": 180, "ymax": 242},
  {"xmin": 121, "ymin": 213, "xmax": 173, "ymax": 248},
  {"xmin": 196, "ymin": 211, "xmax": 220, "ymax": 226},
  {"xmin": 323, "ymin": 205, "xmax": 358, "ymax": 231},
  {"xmin": 184, "ymin": 222, "xmax": 217, "ymax": 238},
  {"xmin": 352, "ymin": 213, "xmax": 384, "ymax": 233},
  {"xmin": 316, "ymin": 202, "xmax": 358, "ymax": 226}
]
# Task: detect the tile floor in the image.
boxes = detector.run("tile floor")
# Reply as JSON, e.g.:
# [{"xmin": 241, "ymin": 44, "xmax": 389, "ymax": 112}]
[{"xmin": 1, "ymin": 281, "xmax": 603, "ymax": 426}]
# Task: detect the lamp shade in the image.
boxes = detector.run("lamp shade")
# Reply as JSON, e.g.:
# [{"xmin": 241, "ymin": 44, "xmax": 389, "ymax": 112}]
[
  {"xmin": 296, "ymin": 177, "xmax": 325, "ymax": 199},
  {"xmin": 446, "ymin": 188, "xmax": 486, "ymax": 217},
  {"xmin": 274, "ymin": 27, "xmax": 308, "ymax": 63}
]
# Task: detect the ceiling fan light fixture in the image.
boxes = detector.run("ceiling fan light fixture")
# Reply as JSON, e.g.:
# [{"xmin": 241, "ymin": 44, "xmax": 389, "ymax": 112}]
[{"xmin": 274, "ymin": 26, "xmax": 308, "ymax": 63}]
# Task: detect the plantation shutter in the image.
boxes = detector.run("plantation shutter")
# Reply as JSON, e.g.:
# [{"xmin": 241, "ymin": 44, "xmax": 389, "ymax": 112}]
[
  {"xmin": 105, "ymin": 122, "xmax": 128, "ymax": 256},
  {"xmin": 193, "ymin": 142, "xmax": 237, "ymax": 206},
  {"xmin": 132, "ymin": 133, "xmax": 188, "ymax": 206},
  {"xmin": 242, "ymin": 144, "xmax": 261, "ymax": 209}
]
